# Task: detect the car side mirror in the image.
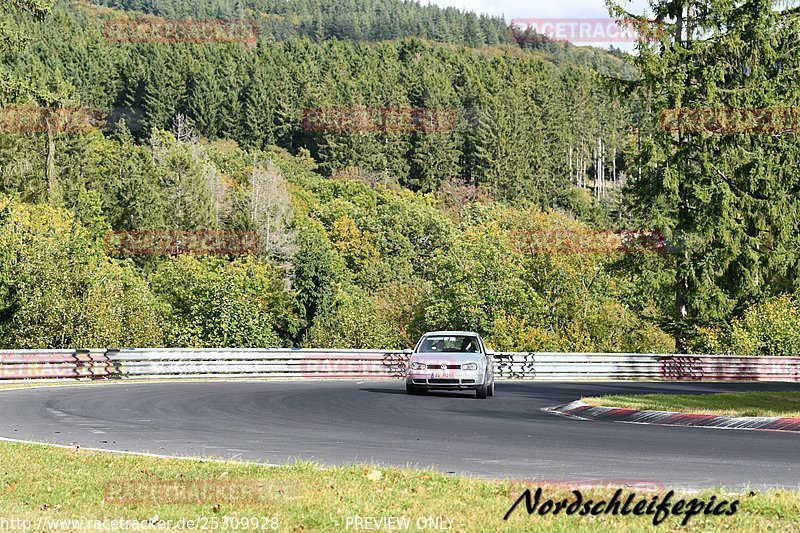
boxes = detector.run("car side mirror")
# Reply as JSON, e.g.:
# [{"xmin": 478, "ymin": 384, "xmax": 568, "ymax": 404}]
[{"xmin": 403, "ymin": 349, "xmax": 413, "ymax": 355}]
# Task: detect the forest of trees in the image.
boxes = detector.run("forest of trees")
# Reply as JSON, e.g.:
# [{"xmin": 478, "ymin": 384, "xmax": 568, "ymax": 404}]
[
  {"xmin": 1, "ymin": 0, "xmax": 798, "ymax": 354},
  {"xmin": 88, "ymin": 0, "xmax": 637, "ymax": 78},
  {"xmin": 86, "ymin": 0, "xmax": 512, "ymax": 46},
  {"xmin": 6, "ymin": 2, "xmax": 634, "ymax": 208}
]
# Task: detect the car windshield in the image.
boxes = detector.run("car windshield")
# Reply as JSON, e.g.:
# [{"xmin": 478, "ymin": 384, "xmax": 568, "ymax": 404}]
[{"xmin": 418, "ymin": 335, "xmax": 480, "ymax": 353}]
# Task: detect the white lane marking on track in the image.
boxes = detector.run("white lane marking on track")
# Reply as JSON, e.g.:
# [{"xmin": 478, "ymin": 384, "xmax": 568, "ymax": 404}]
[
  {"xmin": 0, "ymin": 378, "xmax": 348, "ymax": 394},
  {"xmin": 0, "ymin": 436, "xmax": 282, "ymax": 466}
]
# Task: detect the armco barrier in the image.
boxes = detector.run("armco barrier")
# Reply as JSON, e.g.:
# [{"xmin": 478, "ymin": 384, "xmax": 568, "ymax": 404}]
[
  {"xmin": 0, "ymin": 349, "xmax": 110, "ymax": 380},
  {"xmin": 106, "ymin": 349, "xmax": 410, "ymax": 379},
  {"xmin": 0, "ymin": 349, "xmax": 798, "ymax": 382},
  {"xmin": 493, "ymin": 353, "xmax": 800, "ymax": 381}
]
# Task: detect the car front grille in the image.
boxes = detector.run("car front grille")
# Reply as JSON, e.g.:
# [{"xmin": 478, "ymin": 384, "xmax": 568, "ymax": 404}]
[{"xmin": 411, "ymin": 378, "xmax": 478, "ymax": 386}]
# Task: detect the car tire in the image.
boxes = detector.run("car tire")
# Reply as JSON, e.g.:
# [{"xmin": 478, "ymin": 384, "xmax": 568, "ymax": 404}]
[
  {"xmin": 487, "ymin": 380, "xmax": 494, "ymax": 397},
  {"xmin": 476, "ymin": 383, "xmax": 488, "ymax": 399},
  {"xmin": 406, "ymin": 383, "xmax": 421, "ymax": 395}
]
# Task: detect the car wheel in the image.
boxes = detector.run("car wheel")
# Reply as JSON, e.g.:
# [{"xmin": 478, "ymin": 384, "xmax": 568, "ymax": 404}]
[
  {"xmin": 476, "ymin": 383, "xmax": 488, "ymax": 399},
  {"xmin": 406, "ymin": 383, "xmax": 415, "ymax": 395},
  {"xmin": 487, "ymin": 380, "xmax": 494, "ymax": 397}
]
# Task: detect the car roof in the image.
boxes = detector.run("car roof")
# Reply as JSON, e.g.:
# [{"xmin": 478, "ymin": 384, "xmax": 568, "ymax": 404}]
[{"xmin": 422, "ymin": 331, "xmax": 480, "ymax": 337}]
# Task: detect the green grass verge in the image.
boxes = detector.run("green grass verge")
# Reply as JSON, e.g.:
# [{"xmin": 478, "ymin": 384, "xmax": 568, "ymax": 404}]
[
  {"xmin": 581, "ymin": 392, "xmax": 800, "ymax": 418},
  {"xmin": 0, "ymin": 441, "xmax": 798, "ymax": 531}
]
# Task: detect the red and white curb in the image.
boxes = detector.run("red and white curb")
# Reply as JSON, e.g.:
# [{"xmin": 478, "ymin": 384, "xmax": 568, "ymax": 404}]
[{"xmin": 545, "ymin": 400, "xmax": 800, "ymax": 432}]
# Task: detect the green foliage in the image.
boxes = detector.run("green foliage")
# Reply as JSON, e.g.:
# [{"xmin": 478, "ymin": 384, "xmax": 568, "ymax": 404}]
[
  {"xmin": 149, "ymin": 255, "xmax": 297, "ymax": 347},
  {"xmin": 3, "ymin": 6, "xmax": 632, "ymax": 212},
  {"xmin": 75, "ymin": 259, "xmax": 164, "ymax": 348},
  {"xmin": 0, "ymin": 196, "xmax": 162, "ymax": 348},
  {"xmin": 303, "ymin": 284, "xmax": 403, "ymax": 349},
  {"xmin": 292, "ymin": 220, "xmax": 345, "ymax": 324},
  {"xmin": 329, "ymin": 215, "xmax": 380, "ymax": 273},
  {"xmin": 692, "ymin": 295, "xmax": 800, "ymax": 356},
  {"xmin": 615, "ymin": 0, "xmax": 800, "ymax": 349},
  {"xmin": 487, "ymin": 312, "xmax": 555, "ymax": 352},
  {"xmin": 0, "ymin": 0, "xmax": 53, "ymax": 100},
  {"xmin": 87, "ymin": 0, "xmax": 511, "ymax": 47},
  {"xmin": 1, "ymin": 0, "xmax": 796, "ymax": 354},
  {"xmin": 418, "ymin": 204, "xmax": 674, "ymax": 353},
  {"xmin": 148, "ymin": 130, "xmax": 217, "ymax": 230},
  {"xmin": 422, "ymin": 205, "xmax": 539, "ymax": 335}
]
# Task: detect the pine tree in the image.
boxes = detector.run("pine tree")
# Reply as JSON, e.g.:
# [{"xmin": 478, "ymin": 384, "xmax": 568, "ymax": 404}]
[
  {"xmin": 186, "ymin": 61, "xmax": 223, "ymax": 139},
  {"xmin": 613, "ymin": 0, "xmax": 800, "ymax": 350},
  {"xmin": 109, "ymin": 120, "xmax": 167, "ymax": 230},
  {"xmin": 140, "ymin": 47, "xmax": 188, "ymax": 133},
  {"xmin": 0, "ymin": 0, "xmax": 53, "ymax": 100}
]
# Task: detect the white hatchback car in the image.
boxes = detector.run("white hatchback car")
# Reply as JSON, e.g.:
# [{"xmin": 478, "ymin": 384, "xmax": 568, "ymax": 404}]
[{"xmin": 404, "ymin": 331, "xmax": 495, "ymax": 398}]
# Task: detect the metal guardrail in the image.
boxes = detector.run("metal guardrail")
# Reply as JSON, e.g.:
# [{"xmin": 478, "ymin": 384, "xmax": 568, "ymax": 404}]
[
  {"xmin": 107, "ymin": 348, "xmax": 411, "ymax": 379},
  {"xmin": 1, "ymin": 349, "xmax": 799, "ymax": 381},
  {"xmin": 0, "ymin": 349, "xmax": 110, "ymax": 380},
  {"xmin": 492, "ymin": 353, "xmax": 800, "ymax": 381}
]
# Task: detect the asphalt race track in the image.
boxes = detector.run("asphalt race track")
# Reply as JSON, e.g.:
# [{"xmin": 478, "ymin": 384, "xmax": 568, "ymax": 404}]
[{"xmin": 1, "ymin": 381, "xmax": 799, "ymax": 490}]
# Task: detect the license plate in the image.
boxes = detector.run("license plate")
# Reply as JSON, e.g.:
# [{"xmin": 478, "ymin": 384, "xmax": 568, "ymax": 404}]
[{"xmin": 432, "ymin": 372, "xmax": 455, "ymax": 378}]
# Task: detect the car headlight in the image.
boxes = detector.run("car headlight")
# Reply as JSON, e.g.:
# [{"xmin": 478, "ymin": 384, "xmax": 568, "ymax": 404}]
[
  {"xmin": 410, "ymin": 361, "xmax": 427, "ymax": 370},
  {"xmin": 462, "ymin": 362, "xmax": 478, "ymax": 371}
]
